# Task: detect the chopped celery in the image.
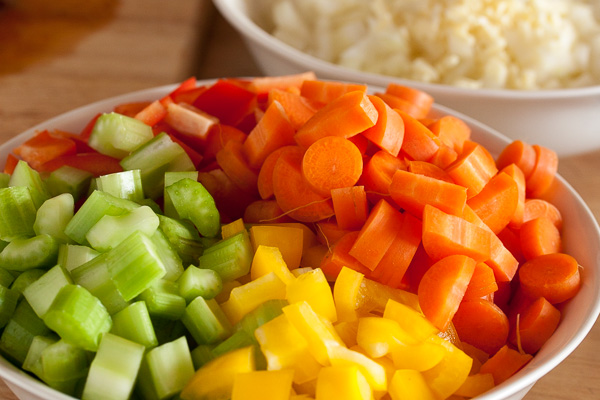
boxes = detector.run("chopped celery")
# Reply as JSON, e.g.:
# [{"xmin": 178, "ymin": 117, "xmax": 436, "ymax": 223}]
[
  {"xmin": 96, "ymin": 169, "xmax": 145, "ymax": 202},
  {"xmin": 157, "ymin": 215, "xmax": 204, "ymax": 266},
  {"xmin": 234, "ymin": 299, "xmax": 288, "ymax": 337},
  {"xmin": 41, "ymin": 339, "xmax": 90, "ymax": 382},
  {"xmin": 9, "ymin": 160, "xmax": 50, "ymax": 208},
  {"xmin": 43, "ymin": 284, "xmax": 112, "ymax": 352},
  {"xmin": 0, "ymin": 234, "xmax": 60, "ymax": 272},
  {"xmin": 163, "ymin": 171, "xmax": 199, "ymax": 219},
  {"xmin": 45, "ymin": 165, "xmax": 93, "ymax": 201},
  {"xmin": 177, "ymin": 265, "xmax": 222, "ymax": 303},
  {"xmin": 23, "ymin": 265, "xmax": 73, "ymax": 318},
  {"xmin": 82, "ymin": 333, "xmax": 145, "ymax": 400},
  {"xmin": 10, "ymin": 269, "xmax": 45, "ymax": 299},
  {"xmin": 181, "ymin": 297, "xmax": 232, "ymax": 345},
  {"xmin": 23, "ymin": 335, "xmax": 57, "ymax": 380},
  {"xmin": 0, "ymin": 301, "xmax": 51, "ymax": 365},
  {"xmin": 165, "ymin": 178, "xmax": 220, "ymax": 238},
  {"xmin": 57, "ymin": 244, "xmax": 100, "ymax": 273},
  {"xmin": 0, "ymin": 186, "xmax": 37, "ymax": 241},
  {"xmin": 197, "ymin": 231, "xmax": 253, "ymax": 282},
  {"xmin": 210, "ymin": 329, "xmax": 255, "ymax": 359},
  {"xmin": 88, "ymin": 112, "xmax": 154, "ymax": 159},
  {"xmin": 0, "ymin": 285, "xmax": 19, "ymax": 328},
  {"xmin": 190, "ymin": 344, "xmax": 215, "ymax": 369},
  {"xmin": 33, "ymin": 193, "xmax": 74, "ymax": 243},
  {"xmin": 136, "ymin": 280, "xmax": 186, "ymax": 321},
  {"xmin": 0, "ymin": 267, "xmax": 15, "ymax": 288},
  {"xmin": 111, "ymin": 301, "xmax": 158, "ymax": 348},
  {"xmin": 151, "ymin": 229, "xmax": 184, "ymax": 282}
]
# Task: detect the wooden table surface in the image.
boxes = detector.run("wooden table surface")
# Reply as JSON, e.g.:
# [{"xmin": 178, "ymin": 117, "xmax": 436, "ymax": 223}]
[{"xmin": 0, "ymin": 1, "xmax": 599, "ymax": 399}]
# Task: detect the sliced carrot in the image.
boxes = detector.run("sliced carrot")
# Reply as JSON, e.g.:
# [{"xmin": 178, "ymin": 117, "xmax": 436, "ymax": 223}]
[
  {"xmin": 250, "ymin": 71, "xmax": 317, "ymax": 95},
  {"xmin": 446, "ymin": 143, "xmax": 498, "ymax": 198},
  {"xmin": 417, "ymin": 254, "xmax": 477, "ymax": 331},
  {"xmin": 389, "ymin": 169, "xmax": 467, "ymax": 218},
  {"xmin": 495, "ymin": 140, "xmax": 537, "ymax": 178},
  {"xmin": 519, "ymin": 217, "xmax": 562, "ymax": 260},
  {"xmin": 385, "ymin": 83, "xmax": 434, "ymax": 116},
  {"xmin": 294, "ymin": 91, "xmax": 378, "ymax": 148},
  {"xmin": 257, "ymin": 145, "xmax": 301, "ymax": 200},
  {"xmin": 267, "ymin": 88, "xmax": 319, "ymax": 130},
  {"xmin": 407, "ymin": 160, "xmax": 454, "ymax": 183},
  {"xmin": 348, "ymin": 134, "xmax": 370, "ymax": 155},
  {"xmin": 422, "ymin": 205, "xmax": 492, "ymax": 263},
  {"xmin": 315, "ymin": 220, "xmax": 353, "ymax": 247},
  {"xmin": 510, "ymin": 296, "xmax": 561, "ymax": 354},
  {"xmin": 428, "ymin": 144, "xmax": 458, "ymax": 170},
  {"xmin": 202, "ymin": 124, "xmax": 247, "ymax": 163},
  {"xmin": 360, "ymin": 149, "xmax": 407, "ymax": 198},
  {"xmin": 479, "ymin": 345, "xmax": 532, "ymax": 385},
  {"xmin": 243, "ymin": 199, "xmax": 293, "ymax": 224},
  {"xmin": 361, "ymin": 95, "xmax": 404, "ymax": 157},
  {"xmin": 242, "ymin": 100, "xmax": 296, "ymax": 169},
  {"xmin": 496, "ymin": 227, "xmax": 526, "ymax": 264},
  {"xmin": 467, "ymin": 172, "xmax": 519, "ymax": 234},
  {"xmin": 396, "ymin": 109, "xmax": 440, "ymax": 161},
  {"xmin": 464, "ymin": 263, "xmax": 499, "ymax": 301},
  {"xmin": 271, "ymin": 146, "xmax": 334, "ymax": 223},
  {"xmin": 331, "ymin": 186, "xmax": 369, "ymax": 231},
  {"xmin": 215, "ymin": 140, "xmax": 259, "ymax": 195},
  {"xmin": 301, "ymin": 136, "xmax": 363, "ymax": 196},
  {"xmin": 348, "ymin": 199, "xmax": 405, "ymax": 271},
  {"xmin": 428, "ymin": 115, "xmax": 471, "ymax": 154},
  {"xmin": 453, "ymin": 298, "xmax": 509, "ymax": 355},
  {"xmin": 300, "ymin": 79, "xmax": 367, "ymax": 105},
  {"xmin": 320, "ymin": 231, "xmax": 372, "ymax": 280},
  {"xmin": 523, "ymin": 198, "xmax": 563, "ymax": 231},
  {"xmin": 519, "ymin": 253, "xmax": 581, "ymax": 304},
  {"xmin": 3, "ymin": 153, "xmax": 19, "ymax": 175},
  {"xmin": 526, "ymin": 145, "xmax": 558, "ymax": 198},
  {"xmin": 134, "ymin": 100, "xmax": 167, "ymax": 126},
  {"xmin": 500, "ymin": 164, "xmax": 526, "ymax": 229},
  {"xmin": 376, "ymin": 92, "xmax": 428, "ymax": 119}
]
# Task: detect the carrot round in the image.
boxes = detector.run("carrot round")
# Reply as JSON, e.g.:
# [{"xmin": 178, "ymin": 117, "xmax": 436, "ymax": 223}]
[
  {"xmin": 446, "ymin": 143, "xmax": 499, "ymax": 199},
  {"xmin": 300, "ymin": 79, "xmax": 368, "ymax": 105},
  {"xmin": 519, "ymin": 217, "xmax": 562, "ymax": 260},
  {"xmin": 385, "ymin": 83, "xmax": 434, "ymax": 116},
  {"xmin": 479, "ymin": 345, "xmax": 533, "ymax": 385},
  {"xmin": 361, "ymin": 149, "xmax": 407, "ymax": 197},
  {"xmin": 509, "ymin": 296, "xmax": 561, "ymax": 354},
  {"xmin": 361, "ymin": 95, "xmax": 405, "ymax": 157},
  {"xmin": 518, "ymin": 253, "xmax": 581, "ymax": 304},
  {"xmin": 526, "ymin": 144, "xmax": 558, "ymax": 198},
  {"xmin": 463, "ymin": 263, "xmax": 498, "ymax": 301},
  {"xmin": 301, "ymin": 136, "xmax": 363, "ymax": 196},
  {"xmin": 418, "ymin": 254, "xmax": 476, "ymax": 331},
  {"xmin": 243, "ymin": 199, "xmax": 293, "ymax": 224},
  {"xmin": 495, "ymin": 140, "xmax": 536, "ymax": 178},
  {"xmin": 523, "ymin": 198, "xmax": 563, "ymax": 231},
  {"xmin": 396, "ymin": 109, "xmax": 440, "ymax": 161},
  {"xmin": 267, "ymin": 88, "xmax": 319, "ymax": 130},
  {"xmin": 500, "ymin": 164, "xmax": 526, "ymax": 229},
  {"xmin": 452, "ymin": 298, "xmax": 509, "ymax": 355},
  {"xmin": 428, "ymin": 115, "xmax": 471, "ymax": 154},
  {"xmin": 331, "ymin": 185, "xmax": 369, "ymax": 231},
  {"xmin": 257, "ymin": 145, "xmax": 301, "ymax": 200}
]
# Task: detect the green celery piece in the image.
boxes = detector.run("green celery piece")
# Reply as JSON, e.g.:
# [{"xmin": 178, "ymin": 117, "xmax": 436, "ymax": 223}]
[
  {"xmin": 88, "ymin": 112, "xmax": 154, "ymax": 159},
  {"xmin": 0, "ymin": 285, "xmax": 19, "ymax": 329},
  {"xmin": 120, "ymin": 132, "xmax": 195, "ymax": 199},
  {"xmin": 41, "ymin": 339, "xmax": 89, "ymax": 382},
  {"xmin": 0, "ymin": 173, "xmax": 9, "ymax": 188},
  {"xmin": 136, "ymin": 336, "xmax": 194, "ymax": 400},
  {"xmin": 157, "ymin": 214, "xmax": 204, "ymax": 266},
  {"xmin": 33, "ymin": 193, "xmax": 74, "ymax": 243},
  {"xmin": 43, "ymin": 284, "xmax": 112, "ymax": 352},
  {"xmin": 45, "ymin": 165, "xmax": 93, "ymax": 201},
  {"xmin": 197, "ymin": 231, "xmax": 253, "ymax": 282},
  {"xmin": 64, "ymin": 190, "xmax": 140, "ymax": 245},
  {"xmin": 0, "ymin": 186, "xmax": 37, "ymax": 241},
  {"xmin": 177, "ymin": 265, "xmax": 222, "ymax": 303},
  {"xmin": 111, "ymin": 301, "xmax": 158, "ymax": 348},
  {"xmin": 57, "ymin": 243, "xmax": 100, "ymax": 273},
  {"xmin": 96, "ymin": 169, "xmax": 145, "ymax": 202},
  {"xmin": 136, "ymin": 279, "xmax": 186, "ymax": 321},
  {"xmin": 9, "ymin": 160, "xmax": 50, "ymax": 208},
  {"xmin": 82, "ymin": 332, "xmax": 145, "ymax": 400},
  {"xmin": 210, "ymin": 329, "xmax": 254, "ymax": 359},
  {"xmin": 151, "ymin": 229, "xmax": 184, "ymax": 282},
  {"xmin": 165, "ymin": 178, "xmax": 220, "ymax": 238},
  {"xmin": 23, "ymin": 265, "xmax": 73, "ymax": 318},
  {"xmin": 136, "ymin": 197, "xmax": 163, "ymax": 214},
  {"xmin": 152, "ymin": 317, "xmax": 187, "ymax": 347},
  {"xmin": 10, "ymin": 269, "xmax": 45, "ymax": 300},
  {"xmin": 23, "ymin": 335, "xmax": 57, "ymax": 380},
  {"xmin": 190, "ymin": 344, "xmax": 215, "ymax": 369},
  {"xmin": 181, "ymin": 297, "xmax": 232, "ymax": 345},
  {"xmin": 163, "ymin": 171, "xmax": 199, "ymax": 219},
  {"xmin": 0, "ymin": 234, "xmax": 60, "ymax": 272},
  {"xmin": 85, "ymin": 205, "xmax": 159, "ymax": 252},
  {"xmin": 234, "ymin": 299, "xmax": 288, "ymax": 337},
  {"xmin": 0, "ymin": 301, "xmax": 51, "ymax": 365},
  {"xmin": 0, "ymin": 267, "xmax": 15, "ymax": 288}
]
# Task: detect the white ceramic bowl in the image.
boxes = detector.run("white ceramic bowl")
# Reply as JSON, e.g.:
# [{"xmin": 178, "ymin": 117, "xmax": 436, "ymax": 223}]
[
  {"xmin": 0, "ymin": 81, "xmax": 599, "ymax": 400},
  {"xmin": 213, "ymin": 0, "xmax": 600, "ymax": 157}
]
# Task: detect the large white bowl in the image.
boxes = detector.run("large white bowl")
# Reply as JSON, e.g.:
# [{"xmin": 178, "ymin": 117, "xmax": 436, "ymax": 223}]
[
  {"xmin": 0, "ymin": 81, "xmax": 599, "ymax": 400},
  {"xmin": 213, "ymin": 0, "xmax": 600, "ymax": 157}
]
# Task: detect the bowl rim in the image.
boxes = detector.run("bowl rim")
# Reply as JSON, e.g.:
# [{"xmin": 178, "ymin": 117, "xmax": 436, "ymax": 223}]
[
  {"xmin": 0, "ymin": 80, "xmax": 599, "ymax": 400},
  {"xmin": 212, "ymin": 0, "xmax": 600, "ymax": 100}
]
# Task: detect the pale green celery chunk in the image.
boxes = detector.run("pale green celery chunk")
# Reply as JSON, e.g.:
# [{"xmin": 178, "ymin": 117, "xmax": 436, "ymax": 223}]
[
  {"xmin": 33, "ymin": 193, "xmax": 74, "ymax": 243},
  {"xmin": 0, "ymin": 234, "xmax": 60, "ymax": 272},
  {"xmin": 88, "ymin": 112, "xmax": 154, "ymax": 159},
  {"xmin": 96, "ymin": 169, "xmax": 145, "ymax": 202},
  {"xmin": 45, "ymin": 165, "xmax": 93, "ymax": 201},
  {"xmin": 111, "ymin": 301, "xmax": 158, "ymax": 348},
  {"xmin": 197, "ymin": 231, "xmax": 253, "ymax": 282},
  {"xmin": 151, "ymin": 229, "xmax": 184, "ymax": 282},
  {"xmin": 165, "ymin": 178, "xmax": 220, "ymax": 238},
  {"xmin": 0, "ymin": 301, "xmax": 51, "ymax": 366},
  {"xmin": 57, "ymin": 244, "xmax": 100, "ymax": 273},
  {"xmin": 177, "ymin": 265, "xmax": 222, "ymax": 303},
  {"xmin": 0, "ymin": 186, "xmax": 37, "ymax": 241},
  {"xmin": 9, "ymin": 160, "xmax": 50, "ymax": 208},
  {"xmin": 181, "ymin": 297, "xmax": 232, "ymax": 345},
  {"xmin": 23, "ymin": 265, "xmax": 73, "ymax": 318},
  {"xmin": 163, "ymin": 171, "xmax": 199, "ymax": 219},
  {"xmin": 136, "ymin": 279, "xmax": 186, "ymax": 321},
  {"xmin": 157, "ymin": 215, "xmax": 204, "ymax": 267}
]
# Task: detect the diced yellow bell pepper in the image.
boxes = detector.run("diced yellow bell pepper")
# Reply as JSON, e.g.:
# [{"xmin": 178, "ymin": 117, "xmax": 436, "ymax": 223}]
[
  {"xmin": 180, "ymin": 346, "xmax": 255, "ymax": 400},
  {"xmin": 333, "ymin": 267, "xmax": 364, "ymax": 323},
  {"xmin": 231, "ymin": 369, "xmax": 295, "ymax": 400},
  {"xmin": 283, "ymin": 301, "xmax": 346, "ymax": 366},
  {"xmin": 221, "ymin": 218, "xmax": 246, "ymax": 239},
  {"xmin": 350, "ymin": 346, "xmax": 396, "ymax": 400},
  {"xmin": 316, "ymin": 366, "xmax": 372, "ymax": 400},
  {"xmin": 214, "ymin": 279, "xmax": 242, "ymax": 304},
  {"xmin": 334, "ymin": 320, "xmax": 359, "ymax": 348},
  {"xmin": 453, "ymin": 372, "xmax": 495, "ymax": 398},
  {"xmin": 383, "ymin": 299, "xmax": 439, "ymax": 341},
  {"xmin": 359, "ymin": 278, "xmax": 420, "ymax": 316},
  {"xmin": 391, "ymin": 341, "xmax": 446, "ymax": 371},
  {"xmin": 356, "ymin": 316, "xmax": 417, "ymax": 359},
  {"xmin": 292, "ymin": 267, "xmax": 315, "ymax": 277},
  {"xmin": 300, "ymin": 244, "xmax": 328, "ymax": 270},
  {"xmin": 250, "ymin": 245, "xmax": 296, "ymax": 285},
  {"xmin": 286, "ymin": 268, "xmax": 337, "ymax": 322},
  {"xmin": 294, "ymin": 378, "xmax": 318, "ymax": 397},
  {"xmin": 327, "ymin": 346, "xmax": 387, "ymax": 392},
  {"xmin": 388, "ymin": 369, "xmax": 436, "ymax": 400},
  {"xmin": 422, "ymin": 335, "xmax": 473, "ymax": 400},
  {"xmin": 220, "ymin": 272, "xmax": 286, "ymax": 325},
  {"xmin": 254, "ymin": 314, "xmax": 322, "ymax": 384},
  {"xmin": 249, "ymin": 225, "xmax": 304, "ymax": 270}
]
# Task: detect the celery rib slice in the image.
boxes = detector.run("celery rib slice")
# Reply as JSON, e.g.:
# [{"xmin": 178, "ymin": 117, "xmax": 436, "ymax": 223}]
[
  {"xmin": 0, "ymin": 234, "xmax": 60, "ymax": 272},
  {"xmin": 165, "ymin": 178, "xmax": 220, "ymax": 238}
]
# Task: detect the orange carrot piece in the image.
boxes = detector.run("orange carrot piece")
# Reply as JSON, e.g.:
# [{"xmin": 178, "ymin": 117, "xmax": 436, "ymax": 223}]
[
  {"xmin": 467, "ymin": 171, "xmax": 519, "ymax": 234},
  {"xmin": 348, "ymin": 134, "xmax": 370, "ymax": 155},
  {"xmin": 523, "ymin": 198, "xmax": 563, "ymax": 231},
  {"xmin": 320, "ymin": 231, "xmax": 372, "ymax": 280},
  {"xmin": 446, "ymin": 143, "xmax": 499, "ymax": 198},
  {"xmin": 509, "ymin": 296, "xmax": 561, "ymax": 354},
  {"xmin": 348, "ymin": 199, "xmax": 405, "ymax": 271},
  {"xmin": 428, "ymin": 144, "xmax": 459, "ymax": 170},
  {"xmin": 360, "ymin": 149, "xmax": 408, "ymax": 197},
  {"xmin": 294, "ymin": 91, "xmax": 378, "ymax": 148},
  {"xmin": 452, "ymin": 298, "xmax": 509, "ymax": 355},
  {"xmin": 215, "ymin": 140, "xmax": 259, "ymax": 195},
  {"xmin": 396, "ymin": 109, "xmax": 441, "ymax": 161},
  {"xmin": 389, "ymin": 169, "xmax": 467, "ymax": 218},
  {"xmin": 376, "ymin": 92, "xmax": 428, "ymax": 119},
  {"xmin": 385, "ymin": 83, "xmax": 434, "ymax": 115},
  {"xmin": 479, "ymin": 345, "xmax": 532, "ymax": 385},
  {"xmin": 315, "ymin": 220, "xmax": 353, "ymax": 247},
  {"xmin": 361, "ymin": 95, "xmax": 405, "ymax": 157},
  {"xmin": 418, "ymin": 254, "xmax": 477, "ymax": 331},
  {"xmin": 300, "ymin": 79, "xmax": 367, "ymax": 105},
  {"xmin": 422, "ymin": 205, "xmax": 492, "ymax": 263},
  {"xmin": 407, "ymin": 160, "xmax": 454, "ymax": 183},
  {"xmin": 428, "ymin": 115, "xmax": 471, "ymax": 154},
  {"xmin": 525, "ymin": 144, "xmax": 558, "ymax": 198},
  {"xmin": 519, "ymin": 217, "xmax": 562, "ymax": 260},
  {"xmin": 301, "ymin": 136, "xmax": 364, "ymax": 196},
  {"xmin": 331, "ymin": 186, "xmax": 369, "ymax": 231},
  {"xmin": 405, "ymin": 244, "xmax": 435, "ymax": 293},
  {"xmin": 256, "ymin": 145, "xmax": 300, "ymax": 200},
  {"xmin": 271, "ymin": 146, "xmax": 335, "ymax": 223},
  {"xmin": 500, "ymin": 164, "xmax": 526, "ymax": 229},
  {"xmin": 497, "ymin": 227, "xmax": 526, "ymax": 264},
  {"xmin": 267, "ymin": 88, "xmax": 319, "ymax": 130},
  {"xmin": 464, "ymin": 263, "xmax": 499, "ymax": 301},
  {"xmin": 242, "ymin": 100, "xmax": 296, "ymax": 169},
  {"xmin": 250, "ymin": 71, "xmax": 317, "ymax": 95},
  {"xmin": 518, "ymin": 253, "xmax": 581, "ymax": 304},
  {"xmin": 496, "ymin": 140, "xmax": 537, "ymax": 179},
  {"xmin": 202, "ymin": 124, "xmax": 247, "ymax": 162},
  {"xmin": 243, "ymin": 199, "xmax": 293, "ymax": 224}
]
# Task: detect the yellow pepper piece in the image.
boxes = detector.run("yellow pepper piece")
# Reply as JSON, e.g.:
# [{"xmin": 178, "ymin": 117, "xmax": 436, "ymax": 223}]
[
  {"xmin": 250, "ymin": 245, "xmax": 295, "ymax": 285},
  {"xmin": 283, "ymin": 301, "xmax": 345, "ymax": 366},
  {"xmin": 333, "ymin": 266, "xmax": 364, "ymax": 323},
  {"xmin": 220, "ymin": 272, "xmax": 286, "ymax": 325},
  {"xmin": 422, "ymin": 335, "xmax": 473, "ymax": 400},
  {"xmin": 334, "ymin": 320, "xmax": 359, "ymax": 348},
  {"xmin": 316, "ymin": 366, "xmax": 372, "ymax": 400},
  {"xmin": 359, "ymin": 278, "xmax": 420, "ymax": 316},
  {"xmin": 180, "ymin": 346, "xmax": 255, "ymax": 400},
  {"xmin": 231, "ymin": 369, "xmax": 295, "ymax": 400},
  {"xmin": 356, "ymin": 316, "xmax": 417, "ymax": 359},
  {"xmin": 454, "ymin": 372, "xmax": 495, "ymax": 398},
  {"xmin": 286, "ymin": 268, "xmax": 337, "ymax": 322},
  {"xmin": 391, "ymin": 341, "xmax": 446, "ymax": 371},
  {"xmin": 213, "ymin": 279, "xmax": 241, "ymax": 304},
  {"xmin": 388, "ymin": 369, "xmax": 436, "ymax": 400},
  {"xmin": 327, "ymin": 346, "xmax": 387, "ymax": 392},
  {"xmin": 383, "ymin": 299, "xmax": 439, "ymax": 341},
  {"xmin": 221, "ymin": 218, "xmax": 246, "ymax": 239},
  {"xmin": 254, "ymin": 314, "xmax": 322, "ymax": 384},
  {"xmin": 249, "ymin": 225, "xmax": 304, "ymax": 269},
  {"xmin": 292, "ymin": 267, "xmax": 314, "ymax": 277}
]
